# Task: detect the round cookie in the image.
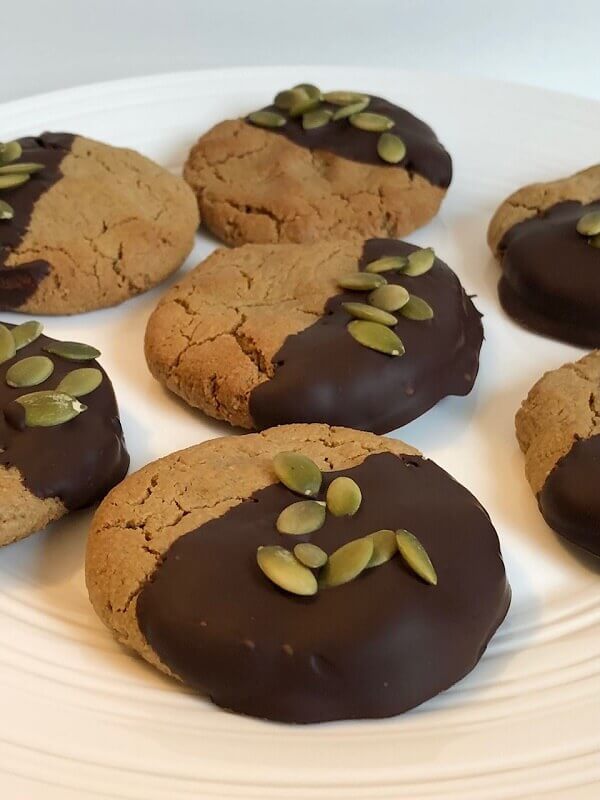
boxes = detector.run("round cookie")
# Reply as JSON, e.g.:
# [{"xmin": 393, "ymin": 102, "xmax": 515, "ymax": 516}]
[
  {"xmin": 516, "ymin": 350, "xmax": 600, "ymax": 557},
  {"xmin": 0, "ymin": 320, "xmax": 129, "ymax": 546},
  {"xmin": 0, "ymin": 133, "xmax": 199, "ymax": 314},
  {"xmin": 86, "ymin": 423, "xmax": 510, "ymax": 724},
  {"xmin": 144, "ymin": 238, "xmax": 482, "ymax": 432},
  {"xmin": 183, "ymin": 84, "xmax": 452, "ymax": 245},
  {"xmin": 488, "ymin": 164, "xmax": 600, "ymax": 347}
]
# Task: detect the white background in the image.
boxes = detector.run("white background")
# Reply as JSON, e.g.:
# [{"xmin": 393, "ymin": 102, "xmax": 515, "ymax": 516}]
[{"xmin": 1, "ymin": 0, "xmax": 599, "ymax": 102}]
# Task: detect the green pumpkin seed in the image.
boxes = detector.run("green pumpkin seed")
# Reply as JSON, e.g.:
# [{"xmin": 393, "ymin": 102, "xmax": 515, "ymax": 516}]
[
  {"xmin": 405, "ymin": 247, "xmax": 435, "ymax": 277},
  {"xmin": 342, "ymin": 302, "xmax": 397, "ymax": 326},
  {"xmin": 364, "ymin": 255, "xmax": 407, "ymax": 274},
  {"xmin": 274, "ymin": 88, "xmax": 307, "ymax": 110},
  {"xmin": 0, "ymin": 141, "xmax": 22, "ymax": 164},
  {"xmin": 323, "ymin": 91, "xmax": 369, "ymax": 106},
  {"xmin": 0, "ymin": 173, "xmax": 30, "ymax": 190},
  {"xmin": 293, "ymin": 542, "xmax": 328, "ymax": 569},
  {"xmin": 349, "ymin": 112, "xmax": 394, "ymax": 132},
  {"xmin": 368, "ymin": 283, "xmax": 410, "ymax": 312},
  {"xmin": 326, "ymin": 476, "xmax": 362, "ymax": 517},
  {"xmin": 257, "ymin": 545, "xmax": 317, "ymax": 596},
  {"xmin": 12, "ymin": 320, "xmax": 43, "ymax": 350},
  {"xmin": 576, "ymin": 211, "xmax": 600, "ymax": 237},
  {"xmin": 337, "ymin": 272, "xmax": 386, "ymax": 291},
  {"xmin": 400, "ymin": 295, "xmax": 434, "ymax": 321},
  {"xmin": 396, "ymin": 529, "xmax": 437, "ymax": 585},
  {"xmin": 377, "ymin": 132, "xmax": 406, "ymax": 164},
  {"xmin": 293, "ymin": 83, "xmax": 321, "ymax": 101},
  {"xmin": 248, "ymin": 110, "xmax": 286, "ymax": 129},
  {"xmin": 0, "ymin": 199, "xmax": 13, "ymax": 220},
  {"xmin": 366, "ymin": 530, "xmax": 397, "ymax": 568},
  {"xmin": 276, "ymin": 500, "xmax": 326, "ymax": 535},
  {"xmin": 590, "ymin": 233, "xmax": 600, "ymax": 248},
  {"xmin": 6, "ymin": 356, "xmax": 54, "ymax": 388},
  {"xmin": 0, "ymin": 324, "xmax": 16, "ymax": 364},
  {"xmin": 15, "ymin": 390, "xmax": 86, "ymax": 427},
  {"xmin": 331, "ymin": 98, "xmax": 370, "ymax": 120},
  {"xmin": 289, "ymin": 96, "xmax": 320, "ymax": 118},
  {"xmin": 273, "ymin": 451, "xmax": 322, "ymax": 497},
  {"xmin": 43, "ymin": 341, "xmax": 101, "ymax": 361},
  {"xmin": 56, "ymin": 367, "xmax": 103, "ymax": 397},
  {"xmin": 0, "ymin": 162, "xmax": 44, "ymax": 176},
  {"xmin": 302, "ymin": 108, "xmax": 332, "ymax": 130},
  {"xmin": 347, "ymin": 320, "xmax": 405, "ymax": 356},
  {"xmin": 320, "ymin": 537, "xmax": 374, "ymax": 588}
]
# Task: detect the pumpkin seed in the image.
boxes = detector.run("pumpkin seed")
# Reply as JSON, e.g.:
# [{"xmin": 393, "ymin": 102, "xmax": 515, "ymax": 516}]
[
  {"xmin": 323, "ymin": 91, "xmax": 368, "ymax": 106},
  {"xmin": 368, "ymin": 283, "xmax": 410, "ymax": 312},
  {"xmin": 331, "ymin": 98, "xmax": 370, "ymax": 120},
  {"xmin": 377, "ymin": 132, "xmax": 407, "ymax": 164},
  {"xmin": 276, "ymin": 500, "xmax": 326, "ymax": 535},
  {"xmin": 6, "ymin": 356, "xmax": 54, "ymax": 388},
  {"xmin": 302, "ymin": 108, "xmax": 332, "ymax": 130},
  {"xmin": 0, "ymin": 162, "xmax": 44, "ymax": 176},
  {"xmin": 347, "ymin": 320, "xmax": 405, "ymax": 356},
  {"xmin": 364, "ymin": 255, "xmax": 407, "ymax": 274},
  {"xmin": 0, "ymin": 199, "xmax": 13, "ymax": 220},
  {"xmin": 293, "ymin": 83, "xmax": 322, "ymax": 101},
  {"xmin": 15, "ymin": 390, "xmax": 86, "ymax": 427},
  {"xmin": 0, "ymin": 141, "xmax": 22, "ymax": 164},
  {"xmin": 576, "ymin": 211, "xmax": 600, "ymax": 237},
  {"xmin": 405, "ymin": 247, "xmax": 435, "ymax": 277},
  {"xmin": 342, "ymin": 302, "xmax": 397, "ymax": 326},
  {"xmin": 590, "ymin": 233, "xmax": 600, "ymax": 248},
  {"xmin": 248, "ymin": 110, "xmax": 286, "ymax": 129},
  {"xmin": 257, "ymin": 545, "xmax": 317, "ymax": 596},
  {"xmin": 273, "ymin": 451, "xmax": 322, "ymax": 497},
  {"xmin": 289, "ymin": 96, "xmax": 320, "ymax": 118},
  {"xmin": 320, "ymin": 537, "xmax": 374, "ymax": 588},
  {"xmin": 326, "ymin": 476, "xmax": 362, "ymax": 517},
  {"xmin": 12, "ymin": 320, "xmax": 43, "ymax": 350},
  {"xmin": 56, "ymin": 367, "xmax": 103, "ymax": 397},
  {"xmin": 274, "ymin": 88, "xmax": 307, "ymax": 110},
  {"xmin": 366, "ymin": 530, "xmax": 397, "ymax": 568},
  {"xmin": 337, "ymin": 272, "xmax": 386, "ymax": 291},
  {"xmin": 396, "ymin": 529, "xmax": 437, "ymax": 585},
  {"xmin": 349, "ymin": 112, "xmax": 394, "ymax": 132},
  {"xmin": 43, "ymin": 340, "xmax": 100, "ymax": 361},
  {"xmin": 0, "ymin": 324, "xmax": 16, "ymax": 364},
  {"xmin": 0, "ymin": 173, "xmax": 30, "ymax": 190},
  {"xmin": 293, "ymin": 542, "xmax": 328, "ymax": 569},
  {"xmin": 400, "ymin": 295, "xmax": 434, "ymax": 321}
]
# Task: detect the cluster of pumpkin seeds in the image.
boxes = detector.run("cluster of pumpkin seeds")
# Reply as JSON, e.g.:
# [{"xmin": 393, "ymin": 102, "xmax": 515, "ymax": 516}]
[
  {"xmin": 575, "ymin": 210, "xmax": 600, "ymax": 248},
  {"xmin": 0, "ymin": 141, "xmax": 44, "ymax": 221},
  {"xmin": 247, "ymin": 84, "xmax": 407, "ymax": 165},
  {"xmin": 337, "ymin": 248, "xmax": 435, "ymax": 356},
  {"xmin": 256, "ymin": 451, "xmax": 437, "ymax": 596},
  {"xmin": 0, "ymin": 321, "xmax": 103, "ymax": 428}
]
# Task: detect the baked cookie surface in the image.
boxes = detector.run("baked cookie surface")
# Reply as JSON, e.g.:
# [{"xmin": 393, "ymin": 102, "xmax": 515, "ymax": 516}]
[
  {"xmin": 183, "ymin": 85, "xmax": 451, "ymax": 245},
  {"xmin": 144, "ymin": 238, "xmax": 482, "ymax": 433},
  {"xmin": 488, "ymin": 165, "xmax": 600, "ymax": 346},
  {"xmin": 0, "ymin": 320, "xmax": 129, "ymax": 546},
  {"xmin": 516, "ymin": 350, "xmax": 600, "ymax": 556},
  {"xmin": 86, "ymin": 424, "xmax": 510, "ymax": 724},
  {"xmin": 0, "ymin": 133, "xmax": 199, "ymax": 314}
]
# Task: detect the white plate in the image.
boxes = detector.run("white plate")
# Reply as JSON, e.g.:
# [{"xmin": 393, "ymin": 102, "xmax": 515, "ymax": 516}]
[{"xmin": 0, "ymin": 67, "xmax": 599, "ymax": 800}]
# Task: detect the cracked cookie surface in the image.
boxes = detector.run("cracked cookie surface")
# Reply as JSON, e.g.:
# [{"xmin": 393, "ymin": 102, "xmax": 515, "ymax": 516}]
[{"xmin": 0, "ymin": 133, "xmax": 199, "ymax": 314}]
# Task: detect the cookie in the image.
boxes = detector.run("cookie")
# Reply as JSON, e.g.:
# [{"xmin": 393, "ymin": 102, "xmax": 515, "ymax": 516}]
[
  {"xmin": 86, "ymin": 423, "xmax": 510, "ymax": 723},
  {"xmin": 0, "ymin": 133, "xmax": 199, "ymax": 314},
  {"xmin": 488, "ymin": 164, "xmax": 600, "ymax": 346},
  {"xmin": 144, "ymin": 238, "xmax": 482, "ymax": 432},
  {"xmin": 183, "ymin": 84, "xmax": 452, "ymax": 245},
  {"xmin": 0, "ymin": 320, "xmax": 129, "ymax": 547}
]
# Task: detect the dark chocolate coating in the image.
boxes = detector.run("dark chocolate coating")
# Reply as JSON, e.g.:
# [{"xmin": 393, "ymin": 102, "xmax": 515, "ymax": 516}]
[
  {"xmin": 137, "ymin": 452, "xmax": 511, "ymax": 724},
  {"xmin": 249, "ymin": 95, "xmax": 452, "ymax": 189},
  {"xmin": 498, "ymin": 200, "xmax": 600, "ymax": 347},
  {"xmin": 539, "ymin": 435, "xmax": 600, "ymax": 557},
  {"xmin": 0, "ymin": 133, "xmax": 74, "ymax": 308},
  {"xmin": 0, "ymin": 323, "xmax": 129, "ymax": 509},
  {"xmin": 249, "ymin": 239, "xmax": 483, "ymax": 433}
]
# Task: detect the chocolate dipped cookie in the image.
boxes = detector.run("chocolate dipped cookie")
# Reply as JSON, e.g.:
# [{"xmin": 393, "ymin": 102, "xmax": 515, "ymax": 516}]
[
  {"xmin": 86, "ymin": 423, "xmax": 510, "ymax": 724},
  {"xmin": 488, "ymin": 164, "xmax": 600, "ymax": 346},
  {"xmin": 183, "ymin": 83, "xmax": 452, "ymax": 245},
  {"xmin": 0, "ymin": 320, "xmax": 129, "ymax": 546},
  {"xmin": 0, "ymin": 133, "xmax": 198, "ymax": 313},
  {"xmin": 144, "ymin": 238, "xmax": 482, "ymax": 432}
]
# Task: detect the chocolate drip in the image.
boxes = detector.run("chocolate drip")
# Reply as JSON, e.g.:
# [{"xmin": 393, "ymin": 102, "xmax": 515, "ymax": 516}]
[
  {"xmin": 249, "ymin": 95, "xmax": 452, "ymax": 188},
  {"xmin": 137, "ymin": 452, "xmax": 510, "ymax": 724},
  {"xmin": 249, "ymin": 239, "xmax": 483, "ymax": 433},
  {"xmin": 0, "ymin": 133, "xmax": 75, "ymax": 308}
]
